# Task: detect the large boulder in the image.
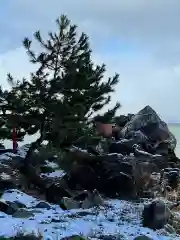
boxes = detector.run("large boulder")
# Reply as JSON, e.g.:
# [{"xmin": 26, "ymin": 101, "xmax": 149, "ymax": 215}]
[
  {"xmin": 142, "ymin": 199, "xmax": 170, "ymax": 230},
  {"xmin": 120, "ymin": 106, "xmax": 176, "ymax": 151}
]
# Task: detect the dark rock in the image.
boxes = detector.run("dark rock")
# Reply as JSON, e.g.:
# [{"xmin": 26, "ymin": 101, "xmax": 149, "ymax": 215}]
[
  {"xmin": 100, "ymin": 235, "xmax": 122, "ymax": 240},
  {"xmin": 161, "ymin": 168, "xmax": 180, "ymax": 189},
  {"xmin": 140, "ymin": 190, "xmax": 154, "ymax": 199},
  {"xmin": 164, "ymin": 168, "xmax": 173, "ymax": 172},
  {"xmin": 73, "ymin": 190, "xmax": 89, "ymax": 201},
  {"xmin": 66, "ymin": 152, "xmax": 136, "ymax": 199},
  {"xmin": 40, "ymin": 165, "xmax": 53, "ymax": 173},
  {"xmin": 60, "ymin": 235, "xmax": 86, "ymax": 240},
  {"xmin": 109, "ymin": 139, "xmax": 134, "ymax": 155},
  {"xmin": 0, "ymin": 149, "xmax": 14, "ymax": 155},
  {"xmin": 0, "ymin": 200, "xmax": 17, "ymax": 215},
  {"xmin": 172, "ymin": 168, "xmax": 180, "ymax": 172},
  {"xmin": 167, "ymin": 149, "xmax": 180, "ymax": 163},
  {"xmin": 34, "ymin": 201, "xmax": 51, "ymax": 209},
  {"xmin": 0, "ymin": 143, "xmax": 5, "ymax": 149},
  {"xmin": 168, "ymin": 171, "xmax": 179, "ymax": 189},
  {"xmin": 104, "ymin": 172, "xmax": 135, "ymax": 198},
  {"xmin": 68, "ymin": 165, "xmax": 97, "ymax": 191},
  {"xmin": 100, "ymin": 235, "xmax": 117, "ymax": 240},
  {"xmin": 13, "ymin": 201, "xmax": 27, "ymax": 209},
  {"xmin": 7, "ymin": 235, "xmax": 41, "ymax": 240},
  {"xmin": 121, "ymin": 105, "xmax": 176, "ymax": 151},
  {"xmin": 118, "ymin": 162, "xmax": 133, "ymax": 175},
  {"xmin": 126, "ymin": 130, "xmax": 148, "ymax": 144},
  {"xmin": 155, "ymin": 142, "xmax": 169, "ymax": 155},
  {"xmin": 45, "ymin": 182, "xmax": 71, "ymax": 203},
  {"xmin": 0, "ymin": 178, "xmax": 15, "ymax": 192},
  {"xmin": 5, "ymin": 200, "xmax": 26, "ymax": 210},
  {"xmin": 142, "ymin": 200, "xmax": 169, "ymax": 229},
  {"xmin": 48, "ymin": 156, "xmax": 58, "ymax": 162},
  {"xmin": 134, "ymin": 236, "xmax": 153, "ymax": 240},
  {"xmin": 133, "ymin": 144, "xmax": 153, "ymax": 158},
  {"xmin": 12, "ymin": 209, "xmax": 34, "ymax": 218}
]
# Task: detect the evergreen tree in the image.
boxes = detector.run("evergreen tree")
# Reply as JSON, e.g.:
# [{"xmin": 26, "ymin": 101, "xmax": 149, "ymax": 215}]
[{"xmin": 1, "ymin": 15, "xmax": 120, "ymax": 149}]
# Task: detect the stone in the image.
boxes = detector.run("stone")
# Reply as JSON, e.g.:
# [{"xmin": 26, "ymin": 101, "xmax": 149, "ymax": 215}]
[
  {"xmin": 68, "ymin": 164, "xmax": 97, "ymax": 191},
  {"xmin": 60, "ymin": 235, "xmax": 86, "ymax": 240},
  {"xmin": 104, "ymin": 172, "xmax": 135, "ymax": 198},
  {"xmin": 126, "ymin": 130, "xmax": 148, "ymax": 144},
  {"xmin": 133, "ymin": 236, "xmax": 153, "ymax": 240},
  {"xmin": 13, "ymin": 201, "xmax": 27, "ymax": 209},
  {"xmin": 60, "ymin": 189, "xmax": 104, "ymax": 210},
  {"xmin": 161, "ymin": 168, "xmax": 180, "ymax": 190},
  {"xmin": 34, "ymin": 201, "xmax": 51, "ymax": 209},
  {"xmin": 120, "ymin": 105, "xmax": 176, "ymax": 151},
  {"xmin": 0, "ymin": 178, "xmax": 15, "ymax": 192},
  {"xmin": 60, "ymin": 197, "xmax": 80, "ymax": 210},
  {"xmin": 164, "ymin": 224, "xmax": 176, "ymax": 234},
  {"xmin": 118, "ymin": 162, "xmax": 133, "ymax": 175},
  {"xmin": 73, "ymin": 190, "xmax": 89, "ymax": 201},
  {"xmin": 5, "ymin": 201, "xmax": 26, "ymax": 211},
  {"xmin": 81, "ymin": 189, "xmax": 104, "ymax": 209},
  {"xmin": 142, "ymin": 199, "xmax": 170, "ymax": 229},
  {"xmin": 109, "ymin": 139, "xmax": 134, "ymax": 155},
  {"xmin": 45, "ymin": 182, "xmax": 72, "ymax": 203},
  {"xmin": 12, "ymin": 209, "xmax": 34, "ymax": 218},
  {"xmin": 168, "ymin": 171, "xmax": 179, "ymax": 189},
  {"xmin": 0, "ymin": 199, "xmax": 17, "ymax": 215},
  {"xmin": 8, "ymin": 234, "xmax": 41, "ymax": 240},
  {"xmin": 100, "ymin": 235, "xmax": 123, "ymax": 240}
]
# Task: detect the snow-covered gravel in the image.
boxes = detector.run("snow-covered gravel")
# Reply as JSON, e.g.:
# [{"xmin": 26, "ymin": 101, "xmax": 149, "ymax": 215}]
[
  {"xmin": 0, "ymin": 145, "xmax": 178, "ymax": 239},
  {"xmin": 0, "ymin": 189, "xmax": 179, "ymax": 240}
]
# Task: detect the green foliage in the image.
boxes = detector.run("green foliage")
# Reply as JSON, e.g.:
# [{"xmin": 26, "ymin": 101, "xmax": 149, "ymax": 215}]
[{"xmin": 0, "ymin": 15, "xmax": 120, "ymax": 149}]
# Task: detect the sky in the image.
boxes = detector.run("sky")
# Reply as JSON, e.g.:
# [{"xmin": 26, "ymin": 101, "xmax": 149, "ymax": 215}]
[{"xmin": 0, "ymin": 0, "xmax": 180, "ymax": 130}]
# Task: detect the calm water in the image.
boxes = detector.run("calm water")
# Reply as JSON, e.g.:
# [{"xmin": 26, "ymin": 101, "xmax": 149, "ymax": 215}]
[{"xmin": 169, "ymin": 124, "xmax": 180, "ymax": 157}]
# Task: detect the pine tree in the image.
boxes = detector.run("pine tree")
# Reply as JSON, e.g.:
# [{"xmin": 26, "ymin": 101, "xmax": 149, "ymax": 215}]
[{"xmin": 2, "ymin": 15, "xmax": 120, "ymax": 149}]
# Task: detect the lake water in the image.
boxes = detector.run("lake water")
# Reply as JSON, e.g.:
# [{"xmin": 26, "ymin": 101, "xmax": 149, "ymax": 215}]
[{"xmin": 169, "ymin": 124, "xmax": 180, "ymax": 157}]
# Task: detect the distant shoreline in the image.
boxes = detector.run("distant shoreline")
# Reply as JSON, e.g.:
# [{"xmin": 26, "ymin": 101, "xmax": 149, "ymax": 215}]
[{"xmin": 168, "ymin": 123, "xmax": 180, "ymax": 125}]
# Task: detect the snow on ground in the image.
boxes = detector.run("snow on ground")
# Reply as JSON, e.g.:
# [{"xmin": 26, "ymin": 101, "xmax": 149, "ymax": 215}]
[
  {"xmin": 41, "ymin": 160, "xmax": 66, "ymax": 178},
  {"xmin": 0, "ymin": 189, "xmax": 179, "ymax": 240},
  {"xmin": 41, "ymin": 169, "xmax": 65, "ymax": 178},
  {"xmin": 16, "ymin": 144, "xmax": 31, "ymax": 158},
  {"xmin": 45, "ymin": 160, "xmax": 59, "ymax": 169},
  {"xmin": 0, "ymin": 145, "xmax": 179, "ymax": 239}
]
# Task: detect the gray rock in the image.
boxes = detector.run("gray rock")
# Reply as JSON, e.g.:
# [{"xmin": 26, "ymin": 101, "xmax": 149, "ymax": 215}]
[
  {"xmin": 60, "ymin": 235, "xmax": 86, "ymax": 240},
  {"xmin": 0, "ymin": 199, "xmax": 17, "ymax": 215},
  {"xmin": 134, "ymin": 236, "xmax": 153, "ymax": 240},
  {"xmin": 0, "ymin": 178, "xmax": 15, "ymax": 192},
  {"xmin": 6, "ymin": 200, "xmax": 26, "ymax": 209},
  {"xmin": 14, "ymin": 200, "xmax": 27, "ymax": 209},
  {"xmin": 142, "ymin": 199, "xmax": 170, "ymax": 229},
  {"xmin": 164, "ymin": 223, "xmax": 176, "ymax": 234},
  {"xmin": 121, "ymin": 105, "xmax": 176, "ymax": 151},
  {"xmin": 100, "ymin": 235, "xmax": 124, "ymax": 240},
  {"xmin": 12, "ymin": 209, "xmax": 34, "ymax": 218},
  {"xmin": 34, "ymin": 201, "xmax": 51, "ymax": 209},
  {"xmin": 127, "ymin": 130, "xmax": 148, "ymax": 144}
]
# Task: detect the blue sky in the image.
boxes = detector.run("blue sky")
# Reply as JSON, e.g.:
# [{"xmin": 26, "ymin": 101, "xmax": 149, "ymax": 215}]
[{"xmin": 0, "ymin": 0, "xmax": 180, "ymax": 127}]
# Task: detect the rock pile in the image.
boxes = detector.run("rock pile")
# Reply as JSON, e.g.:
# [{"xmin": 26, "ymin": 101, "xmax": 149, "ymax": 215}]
[{"xmin": 54, "ymin": 105, "xmax": 180, "ymax": 202}]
